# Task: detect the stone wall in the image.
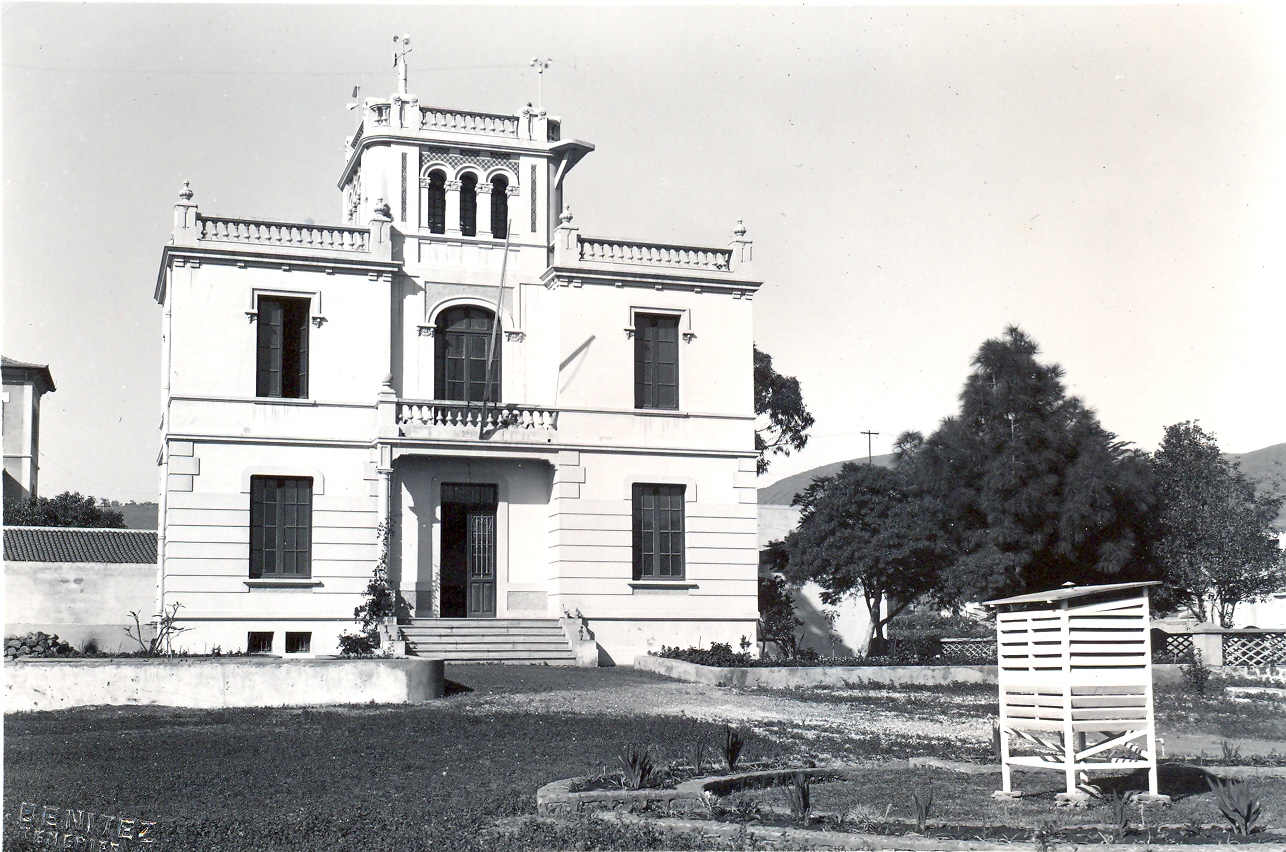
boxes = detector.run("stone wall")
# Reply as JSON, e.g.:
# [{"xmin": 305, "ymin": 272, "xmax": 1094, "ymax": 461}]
[
  {"xmin": 4, "ymin": 657, "xmax": 444, "ymax": 711},
  {"xmin": 4, "ymin": 560, "xmax": 155, "ymax": 652}
]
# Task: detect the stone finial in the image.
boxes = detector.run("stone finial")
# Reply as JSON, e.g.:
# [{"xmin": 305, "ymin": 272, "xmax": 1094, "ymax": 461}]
[
  {"xmin": 179, "ymin": 181, "xmax": 194, "ymax": 202},
  {"xmin": 559, "ymin": 205, "xmax": 574, "ymax": 225},
  {"xmin": 382, "ymin": 372, "xmax": 395, "ymax": 388},
  {"xmin": 374, "ymin": 197, "xmax": 392, "ymax": 218},
  {"xmin": 733, "ymin": 219, "xmax": 747, "ymax": 238}
]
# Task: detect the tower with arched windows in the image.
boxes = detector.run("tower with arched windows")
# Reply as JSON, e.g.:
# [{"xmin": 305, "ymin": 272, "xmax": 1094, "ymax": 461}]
[{"xmin": 155, "ymin": 53, "xmax": 762, "ymax": 663}]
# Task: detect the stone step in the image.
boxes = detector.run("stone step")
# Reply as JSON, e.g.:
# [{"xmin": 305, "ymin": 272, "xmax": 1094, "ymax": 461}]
[
  {"xmin": 405, "ymin": 619, "xmax": 562, "ymax": 628},
  {"xmin": 401, "ymin": 618, "xmax": 578, "ymax": 664},
  {"xmin": 407, "ymin": 648, "xmax": 577, "ymax": 664},
  {"xmin": 405, "ymin": 640, "xmax": 575, "ymax": 652}
]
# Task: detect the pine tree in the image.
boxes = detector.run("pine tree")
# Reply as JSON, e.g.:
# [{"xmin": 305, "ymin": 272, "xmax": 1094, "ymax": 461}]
[{"xmin": 910, "ymin": 326, "xmax": 1157, "ymax": 602}]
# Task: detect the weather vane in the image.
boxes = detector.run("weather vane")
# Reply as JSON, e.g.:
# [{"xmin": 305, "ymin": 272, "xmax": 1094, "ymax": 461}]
[
  {"xmin": 530, "ymin": 58, "xmax": 552, "ymax": 111},
  {"xmin": 394, "ymin": 35, "xmax": 412, "ymax": 94}
]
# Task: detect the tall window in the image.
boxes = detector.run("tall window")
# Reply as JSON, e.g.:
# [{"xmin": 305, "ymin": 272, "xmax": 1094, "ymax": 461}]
[
  {"xmin": 256, "ymin": 297, "xmax": 309, "ymax": 399},
  {"xmin": 425, "ymin": 169, "xmax": 446, "ymax": 234},
  {"xmin": 460, "ymin": 173, "xmax": 478, "ymax": 237},
  {"xmin": 435, "ymin": 306, "xmax": 499, "ymax": 403},
  {"xmin": 634, "ymin": 313, "xmax": 679, "ymax": 410},
  {"xmin": 250, "ymin": 476, "xmax": 312, "ymax": 579},
  {"xmin": 490, "ymin": 175, "xmax": 509, "ymax": 239},
  {"xmin": 632, "ymin": 483, "xmax": 685, "ymax": 580}
]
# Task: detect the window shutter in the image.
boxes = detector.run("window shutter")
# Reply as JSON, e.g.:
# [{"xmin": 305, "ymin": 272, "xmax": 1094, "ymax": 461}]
[
  {"xmin": 294, "ymin": 301, "xmax": 309, "ymax": 398},
  {"xmin": 631, "ymin": 483, "xmax": 644, "ymax": 580},
  {"xmin": 249, "ymin": 477, "xmax": 267, "ymax": 578},
  {"xmin": 257, "ymin": 298, "xmax": 284, "ymax": 397}
]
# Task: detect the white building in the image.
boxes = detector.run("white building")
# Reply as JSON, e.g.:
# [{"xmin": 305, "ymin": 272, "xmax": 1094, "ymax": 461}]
[{"xmin": 154, "ymin": 68, "xmax": 762, "ymax": 662}]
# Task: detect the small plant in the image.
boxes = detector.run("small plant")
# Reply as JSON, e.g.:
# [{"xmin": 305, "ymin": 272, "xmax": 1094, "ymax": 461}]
[
  {"xmin": 722, "ymin": 724, "xmax": 744, "ymax": 771},
  {"xmin": 1181, "ymin": 651, "xmax": 1213, "ymax": 696},
  {"xmin": 991, "ymin": 719, "xmax": 1002, "ymax": 762},
  {"xmin": 210, "ymin": 644, "xmax": 222, "ymax": 656},
  {"xmin": 782, "ymin": 772, "xmax": 810, "ymax": 824},
  {"xmin": 911, "ymin": 785, "xmax": 933, "ymax": 833},
  {"xmin": 124, "ymin": 602, "xmax": 189, "ymax": 656},
  {"xmin": 687, "ymin": 737, "xmax": 704, "ymax": 777},
  {"xmin": 1206, "ymin": 776, "xmax": 1261, "ymax": 836},
  {"xmin": 1108, "ymin": 790, "xmax": 1137, "ymax": 841},
  {"xmin": 739, "ymin": 635, "xmax": 752, "ymax": 654},
  {"xmin": 1220, "ymin": 740, "xmax": 1243, "ymax": 762},
  {"xmin": 619, "ymin": 743, "xmax": 654, "ymax": 790}
]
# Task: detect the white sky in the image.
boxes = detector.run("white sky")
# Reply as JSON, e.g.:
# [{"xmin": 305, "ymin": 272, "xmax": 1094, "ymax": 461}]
[{"xmin": 4, "ymin": 4, "xmax": 1284, "ymax": 501}]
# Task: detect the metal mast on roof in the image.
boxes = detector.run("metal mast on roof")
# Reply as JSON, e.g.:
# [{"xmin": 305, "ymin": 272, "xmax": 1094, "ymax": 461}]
[
  {"xmin": 530, "ymin": 58, "xmax": 552, "ymax": 111},
  {"xmin": 394, "ymin": 35, "xmax": 412, "ymax": 94}
]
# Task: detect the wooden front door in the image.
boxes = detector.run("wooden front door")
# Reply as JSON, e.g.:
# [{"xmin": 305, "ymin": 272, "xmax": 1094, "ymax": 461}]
[
  {"xmin": 440, "ymin": 483, "xmax": 497, "ymax": 619},
  {"xmin": 466, "ymin": 510, "xmax": 497, "ymax": 617}
]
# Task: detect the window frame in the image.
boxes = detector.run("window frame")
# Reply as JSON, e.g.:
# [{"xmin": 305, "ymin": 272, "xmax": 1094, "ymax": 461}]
[
  {"xmin": 633, "ymin": 312, "xmax": 680, "ymax": 411},
  {"xmin": 255, "ymin": 295, "xmax": 310, "ymax": 400},
  {"xmin": 249, "ymin": 475, "xmax": 313, "ymax": 580},
  {"xmin": 424, "ymin": 169, "xmax": 447, "ymax": 234},
  {"xmin": 490, "ymin": 175, "xmax": 509, "ymax": 239},
  {"xmin": 632, "ymin": 483, "xmax": 686, "ymax": 581},
  {"xmin": 434, "ymin": 306, "xmax": 500, "ymax": 404},
  {"xmin": 459, "ymin": 172, "xmax": 478, "ymax": 237}
]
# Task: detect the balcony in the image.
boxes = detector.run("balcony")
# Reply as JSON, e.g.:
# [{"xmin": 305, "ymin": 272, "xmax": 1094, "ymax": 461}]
[
  {"xmin": 196, "ymin": 215, "xmax": 371, "ymax": 253},
  {"xmin": 396, "ymin": 400, "xmax": 557, "ymax": 443}
]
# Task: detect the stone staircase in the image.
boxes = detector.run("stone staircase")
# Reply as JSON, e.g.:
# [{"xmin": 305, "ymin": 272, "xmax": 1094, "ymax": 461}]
[{"xmin": 400, "ymin": 618, "xmax": 578, "ymax": 665}]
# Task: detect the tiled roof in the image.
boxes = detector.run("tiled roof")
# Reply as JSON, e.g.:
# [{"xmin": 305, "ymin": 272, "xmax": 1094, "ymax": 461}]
[
  {"xmin": 1, "ymin": 356, "xmax": 55, "ymax": 394},
  {"xmin": 3, "ymin": 526, "xmax": 157, "ymax": 564}
]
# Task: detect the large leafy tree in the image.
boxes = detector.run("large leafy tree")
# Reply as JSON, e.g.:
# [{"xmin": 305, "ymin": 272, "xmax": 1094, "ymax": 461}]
[
  {"xmin": 909, "ymin": 326, "xmax": 1157, "ymax": 603},
  {"xmin": 781, "ymin": 462, "xmax": 953, "ymax": 655},
  {"xmin": 3, "ymin": 491, "xmax": 126, "ymax": 528},
  {"xmin": 1152, "ymin": 421, "xmax": 1285, "ymax": 627},
  {"xmin": 754, "ymin": 346, "xmax": 814, "ymax": 475}
]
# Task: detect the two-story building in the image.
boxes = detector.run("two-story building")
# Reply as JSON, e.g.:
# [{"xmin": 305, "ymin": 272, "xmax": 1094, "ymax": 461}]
[{"xmin": 155, "ymin": 71, "xmax": 762, "ymax": 662}]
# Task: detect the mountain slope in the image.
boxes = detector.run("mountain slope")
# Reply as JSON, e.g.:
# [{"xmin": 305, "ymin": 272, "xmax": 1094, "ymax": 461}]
[{"xmin": 757, "ymin": 454, "xmax": 895, "ymax": 506}]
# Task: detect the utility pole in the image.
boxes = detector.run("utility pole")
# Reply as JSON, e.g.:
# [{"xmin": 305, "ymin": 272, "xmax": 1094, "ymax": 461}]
[
  {"xmin": 860, "ymin": 430, "xmax": 879, "ymax": 466},
  {"xmin": 530, "ymin": 58, "xmax": 552, "ymax": 110}
]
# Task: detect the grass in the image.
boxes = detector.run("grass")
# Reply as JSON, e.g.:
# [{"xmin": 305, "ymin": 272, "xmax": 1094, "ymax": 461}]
[{"xmin": 5, "ymin": 665, "xmax": 1285, "ymax": 850}]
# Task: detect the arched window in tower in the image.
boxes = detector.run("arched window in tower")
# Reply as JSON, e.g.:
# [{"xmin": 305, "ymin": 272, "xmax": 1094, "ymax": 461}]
[
  {"xmin": 490, "ymin": 175, "xmax": 509, "ymax": 239},
  {"xmin": 424, "ymin": 170, "xmax": 446, "ymax": 234},
  {"xmin": 460, "ymin": 173, "xmax": 478, "ymax": 237},
  {"xmin": 435, "ymin": 306, "xmax": 500, "ymax": 404}
]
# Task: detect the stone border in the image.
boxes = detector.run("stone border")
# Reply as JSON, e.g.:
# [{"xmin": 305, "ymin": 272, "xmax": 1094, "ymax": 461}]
[
  {"xmin": 634, "ymin": 654, "xmax": 999, "ymax": 687},
  {"xmin": 600, "ymin": 810, "xmax": 1274, "ymax": 852},
  {"xmin": 634, "ymin": 655, "xmax": 1211, "ymax": 688},
  {"xmin": 4, "ymin": 656, "xmax": 445, "ymax": 711}
]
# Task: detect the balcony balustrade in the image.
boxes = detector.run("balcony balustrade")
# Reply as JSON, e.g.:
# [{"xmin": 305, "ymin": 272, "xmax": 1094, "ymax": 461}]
[
  {"xmin": 577, "ymin": 237, "xmax": 732, "ymax": 272},
  {"xmin": 419, "ymin": 107, "xmax": 520, "ymax": 138},
  {"xmin": 196, "ymin": 215, "xmax": 371, "ymax": 252},
  {"xmin": 397, "ymin": 400, "xmax": 558, "ymax": 440}
]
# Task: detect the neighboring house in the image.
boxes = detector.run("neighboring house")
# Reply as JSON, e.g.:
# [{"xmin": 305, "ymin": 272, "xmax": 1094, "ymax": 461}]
[
  {"xmin": 4, "ymin": 526, "xmax": 157, "ymax": 651},
  {"xmin": 2, "ymin": 357, "xmax": 55, "ymax": 503},
  {"xmin": 154, "ymin": 69, "xmax": 761, "ymax": 660}
]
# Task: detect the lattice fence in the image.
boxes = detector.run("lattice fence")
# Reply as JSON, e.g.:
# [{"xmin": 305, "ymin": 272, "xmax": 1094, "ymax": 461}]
[
  {"xmin": 1151, "ymin": 632, "xmax": 1195, "ymax": 664},
  {"xmin": 1223, "ymin": 632, "xmax": 1286, "ymax": 667},
  {"xmin": 938, "ymin": 637, "xmax": 997, "ymax": 665}
]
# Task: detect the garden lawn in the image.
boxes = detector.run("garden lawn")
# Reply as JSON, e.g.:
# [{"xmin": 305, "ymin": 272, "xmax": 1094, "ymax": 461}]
[{"xmin": 5, "ymin": 665, "xmax": 1285, "ymax": 851}]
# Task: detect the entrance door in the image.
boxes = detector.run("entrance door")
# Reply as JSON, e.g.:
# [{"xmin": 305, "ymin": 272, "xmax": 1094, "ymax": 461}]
[
  {"xmin": 439, "ymin": 483, "xmax": 497, "ymax": 618},
  {"xmin": 466, "ymin": 511, "xmax": 496, "ymax": 617}
]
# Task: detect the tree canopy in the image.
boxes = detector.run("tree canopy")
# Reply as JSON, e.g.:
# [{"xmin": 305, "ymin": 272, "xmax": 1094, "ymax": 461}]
[
  {"xmin": 1152, "ymin": 421, "xmax": 1285, "ymax": 627},
  {"xmin": 907, "ymin": 326, "xmax": 1157, "ymax": 603},
  {"xmin": 781, "ymin": 462, "xmax": 953, "ymax": 654},
  {"xmin": 3, "ymin": 491, "xmax": 127, "ymax": 528},
  {"xmin": 754, "ymin": 345, "xmax": 814, "ymax": 475}
]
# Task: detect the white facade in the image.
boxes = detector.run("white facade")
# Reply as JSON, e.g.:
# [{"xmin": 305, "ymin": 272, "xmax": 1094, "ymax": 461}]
[{"xmin": 155, "ymin": 81, "xmax": 762, "ymax": 660}]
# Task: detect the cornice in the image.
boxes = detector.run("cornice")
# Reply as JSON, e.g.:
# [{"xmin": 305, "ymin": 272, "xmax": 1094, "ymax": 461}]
[
  {"xmin": 336, "ymin": 130, "xmax": 591, "ymax": 189},
  {"xmin": 539, "ymin": 264, "xmax": 763, "ymax": 296},
  {"xmin": 154, "ymin": 243, "xmax": 403, "ymax": 304}
]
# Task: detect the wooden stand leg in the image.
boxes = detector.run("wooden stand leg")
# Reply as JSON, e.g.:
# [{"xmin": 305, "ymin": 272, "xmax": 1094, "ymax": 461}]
[{"xmin": 1000, "ymin": 729, "xmax": 1012, "ymax": 793}]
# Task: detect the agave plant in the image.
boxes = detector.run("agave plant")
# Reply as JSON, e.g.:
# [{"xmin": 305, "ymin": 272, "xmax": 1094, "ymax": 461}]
[
  {"xmin": 619, "ymin": 743, "xmax": 654, "ymax": 790},
  {"xmin": 911, "ymin": 785, "xmax": 933, "ymax": 833},
  {"xmin": 1109, "ymin": 790, "xmax": 1138, "ymax": 841},
  {"xmin": 723, "ymin": 724, "xmax": 745, "ymax": 771},
  {"xmin": 1207, "ymin": 776, "xmax": 1261, "ymax": 836},
  {"xmin": 783, "ymin": 772, "xmax": 810, "ymax": 824}
]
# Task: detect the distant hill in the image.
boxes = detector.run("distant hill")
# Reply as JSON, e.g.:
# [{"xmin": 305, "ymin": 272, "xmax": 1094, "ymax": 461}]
[
  {"xmin": 1228, "ymin": 443, "xmax": 1286, "ymax": 526},
  {"xmin": 757, "ymin": 454, "xmax": 895, "ymax": 506},
  {"xmin": 104, "ymin": 501, "xmax": 158, "ymax": 530},
  {"xmin": 759, "ymin": 443, "xmax": 1286, "ymax": 525}
]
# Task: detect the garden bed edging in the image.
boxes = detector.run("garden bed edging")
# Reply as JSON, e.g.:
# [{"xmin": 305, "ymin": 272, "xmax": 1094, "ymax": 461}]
[
  {"xmin": 4, "ymin": 656, "xmax": 445, "ymax": 711},
  {"xmin": 634, "ymin": 654, "xmax": 998, "ymax": 687}
]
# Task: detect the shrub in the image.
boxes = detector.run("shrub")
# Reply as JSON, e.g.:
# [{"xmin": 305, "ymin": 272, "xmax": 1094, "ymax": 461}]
[
  {"xmin": 3, "ymin": 491, "xmax": 126, "ymax": 528},
  {"xmin": 337, "ymin": 631, "xmax": 379, "ymax": 657},
  {"xmin": 124, "ymin": 602, "xmax": 189, "ymax": 656},
  {"xmin": 758, "ymin": 573, "xmax": 803, "ymax": 657},
  {"xmin": 1182, "ymin": 652, "xmax": 1213, "ymax": 696},
  {"xmin": 655, "ymin": 642, "xmax": 753, "ymax": 668},
  {"xmin": 911, "ymin": 784, "xmax": 933, "ymax": 833}
]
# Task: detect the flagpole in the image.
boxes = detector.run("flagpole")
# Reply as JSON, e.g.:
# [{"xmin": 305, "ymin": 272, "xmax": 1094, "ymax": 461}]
[{"xmin": 479, "ymin": 220, "xmax": 512, "ymax": 439}]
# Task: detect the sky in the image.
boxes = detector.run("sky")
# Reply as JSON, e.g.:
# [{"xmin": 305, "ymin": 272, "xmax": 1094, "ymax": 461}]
[{"xmin": 4, "ymin": 4, "xmax": 1284, "ymax": 502}]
